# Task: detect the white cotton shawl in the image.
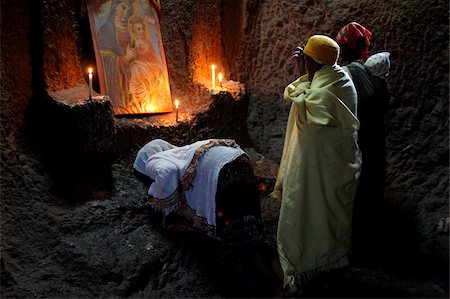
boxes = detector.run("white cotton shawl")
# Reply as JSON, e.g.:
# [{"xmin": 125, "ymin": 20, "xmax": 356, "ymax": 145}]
[
  {"xmin": 133, "ymin": 139, "xmax": 177, "ymax": 176},
  {"xmin": 274, "ymin": 64, "xmax": 361, "ymax": 288},
  {"xmin": 134, "ymin": 139, "xmax": 245, "ymax": 226}
]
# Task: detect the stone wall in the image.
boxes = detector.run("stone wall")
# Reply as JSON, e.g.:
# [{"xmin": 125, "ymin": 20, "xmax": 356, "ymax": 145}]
[
  {"xmin": 0, "ymin": 0, "xmax": 32, "ymax": 137},
  {"xmin": 159, "ymin": 0, "xmax": 449, "ymax": 264}
]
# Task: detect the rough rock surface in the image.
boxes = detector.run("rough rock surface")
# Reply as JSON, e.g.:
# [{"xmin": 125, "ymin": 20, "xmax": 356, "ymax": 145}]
[
  {"xmin": 161, "ymin": 3, "xmax": 449, "ymax": 266},
  {"xmin": 1, "ymin": 0, "xmax": 448, "ymax": 297}
]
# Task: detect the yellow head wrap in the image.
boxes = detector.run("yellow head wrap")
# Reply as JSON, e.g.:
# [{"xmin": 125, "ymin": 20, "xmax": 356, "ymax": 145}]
[{"xmin": 303, "ymin": 35, "xmax": 340, "ymax": 65}]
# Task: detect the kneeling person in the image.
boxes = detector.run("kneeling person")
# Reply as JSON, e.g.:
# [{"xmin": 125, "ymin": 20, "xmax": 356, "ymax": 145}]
[{"xmin": 134, "ymin": 138, "xmax": 282, "ymax": 296}]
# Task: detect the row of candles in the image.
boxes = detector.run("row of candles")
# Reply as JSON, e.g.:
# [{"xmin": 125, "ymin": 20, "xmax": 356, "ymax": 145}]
[
  {"xmin": 173, "ymin": 65, "xmax": 221, "ymax": 122},
  {"xmin": 86, "ymin": 64, "xmax": 223, "ymax": 122}
]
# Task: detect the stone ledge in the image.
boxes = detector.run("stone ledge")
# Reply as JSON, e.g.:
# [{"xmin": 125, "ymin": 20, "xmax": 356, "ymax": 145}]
[
  {"xmin": 114, "ymin": 84, "xmax": 251, "ymax": 157},
  {"xmin": 47, "ymin": 84, "xmax": 115, "ymax": 154}
]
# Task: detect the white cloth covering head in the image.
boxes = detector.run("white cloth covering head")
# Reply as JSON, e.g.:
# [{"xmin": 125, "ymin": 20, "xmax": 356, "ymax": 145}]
[
  {"xmin": 134, "ymin": 139, "xmax": 245, "ymax": 226},
  {"xmin": 133, "ymin": 139, "xmax": 177, "ymax": 175},
  {"xmin": 364, "ymin": 52, "xmax": 390, "ymax": 79}
]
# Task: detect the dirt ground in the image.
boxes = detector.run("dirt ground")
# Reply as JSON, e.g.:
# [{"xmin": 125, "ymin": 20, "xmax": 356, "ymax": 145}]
[{"xmin": 1, "ymin": 136, "xmax": 448, "ymax": 297}]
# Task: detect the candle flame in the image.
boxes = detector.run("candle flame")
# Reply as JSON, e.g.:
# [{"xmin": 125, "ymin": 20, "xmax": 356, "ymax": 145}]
[
  {"xmin": 88, "ymin": 67, "xmax": 93, "ymax": 75},
  {"xmin": 211, "ymin": 64, "xmax": 215, "ymax": 70},
  {"xmin": 174, "ymin": 99, "xmax": 179, "ymax": 109},
  {"xmin": 218, "ymin": 73, "xmax": 223, "ymax": 82}
]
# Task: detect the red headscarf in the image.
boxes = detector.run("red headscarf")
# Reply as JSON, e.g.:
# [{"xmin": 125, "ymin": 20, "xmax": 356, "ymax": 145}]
[{"xmin": 336, "ymin": 22, "xmax": 372, "ymax": 59}]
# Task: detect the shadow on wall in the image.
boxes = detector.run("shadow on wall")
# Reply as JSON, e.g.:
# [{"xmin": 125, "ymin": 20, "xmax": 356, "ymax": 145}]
[
  {"xmin": 25, "ymin": 0, "xmax": 114, "ymax": 201},
  {"xmin": 352, "ymin": 190, "xmax": 449, "ymax": 285}
]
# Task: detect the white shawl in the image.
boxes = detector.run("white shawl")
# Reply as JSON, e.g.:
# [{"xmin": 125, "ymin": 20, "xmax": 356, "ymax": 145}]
[{"xmin": 134, "ymin": 139, "xmax": 245, "ymax": 226}]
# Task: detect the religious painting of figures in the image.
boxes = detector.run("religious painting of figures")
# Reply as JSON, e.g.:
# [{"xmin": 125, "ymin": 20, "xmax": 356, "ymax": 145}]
[{"xmin": 87, "ymin": 0, "xmax": 173, "ymax": 115}]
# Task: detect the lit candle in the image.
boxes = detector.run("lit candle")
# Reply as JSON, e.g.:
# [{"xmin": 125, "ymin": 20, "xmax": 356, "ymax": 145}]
[
  {"xmin": 211, "ymin": 64, "xmax": 216, "ymax": 90},
  {"xmin": 88, "ymin": 67, "xmax": 93, "ymax": 100},
  {"xmin": 218, "ymin": 72, "xmax": 223, "ymax": 88},
  {"xmin": 174, "ymin": 99, "xmax": 179, "ymax": 122}
]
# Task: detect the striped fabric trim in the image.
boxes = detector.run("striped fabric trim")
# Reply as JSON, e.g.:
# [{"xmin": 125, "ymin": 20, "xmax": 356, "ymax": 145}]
[
  {"xmin": 147, "ymin": 186, "xmax": 182, "ymax": 210},
  {"xmin": 176, "ymin": 203, "xmax": 216, "ymax": 236},
  {"xmin": 146, "ymin": 196, "xmax": 216, "ymax": 236},
  {"xmin": 146, "ymin": 139, "xmax": 239, "ymax": 236},
  {"xmin": 181, "ymin": 139, "xmax": 239, "ymax": 191}
]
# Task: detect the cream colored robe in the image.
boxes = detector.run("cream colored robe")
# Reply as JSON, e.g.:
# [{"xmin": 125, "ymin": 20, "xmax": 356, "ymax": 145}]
[{"xmin": 273, "ymin": 64, "xmax": 361, "ymax": 287}]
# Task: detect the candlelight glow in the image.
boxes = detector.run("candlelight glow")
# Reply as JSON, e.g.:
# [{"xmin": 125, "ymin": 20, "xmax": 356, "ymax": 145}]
[
  {"xmin": 191, "ymin": 62, "xmax": 228, "ymax": 91},
  {"xmin": 218, "ymin": 72, "xmax": 223, "ymax": 87},
  {"xmin": 88, "ymin": 67, "xmax": 93, "ymax": 100},
  {"xmin": 174, "ymin": 99, "xmax": 179, "ymax": 122},
  {"xmin": 144, "ymin": 104, "xmax": 157, "ymax": 112},
  {"xmin": 211, "ymin": 64, "xmax": 216, "ymax": 90}
]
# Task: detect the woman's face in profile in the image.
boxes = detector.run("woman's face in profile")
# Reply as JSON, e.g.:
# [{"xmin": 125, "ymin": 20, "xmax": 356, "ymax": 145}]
[{"xmin": 304, "ymin": 54, "xmax": 319, "ymax": 81}]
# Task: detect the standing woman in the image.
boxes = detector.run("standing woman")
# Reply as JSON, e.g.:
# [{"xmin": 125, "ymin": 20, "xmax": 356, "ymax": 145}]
[
  {"xmin": 271, "ymin": 35, "xmax": 361, "ymax": 293},
  {"xmin": 336, "ymin": 22, "xmax": 390, "ymax": 256}
]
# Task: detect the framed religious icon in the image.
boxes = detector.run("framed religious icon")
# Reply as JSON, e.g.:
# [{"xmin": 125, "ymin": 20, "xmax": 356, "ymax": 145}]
[{"xmin": 87, "ymin": 0, "xmax": 173, "ymax": 115}]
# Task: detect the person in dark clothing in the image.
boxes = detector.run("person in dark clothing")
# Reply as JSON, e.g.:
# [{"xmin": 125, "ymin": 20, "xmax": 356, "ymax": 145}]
[{"xmin": 336, "ymin": 22, "xmax": 390, "ymax": 258}]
